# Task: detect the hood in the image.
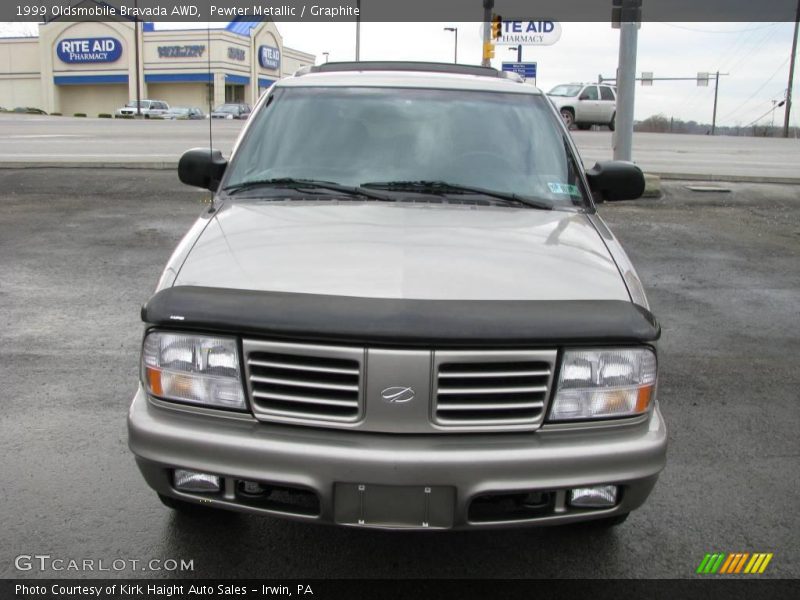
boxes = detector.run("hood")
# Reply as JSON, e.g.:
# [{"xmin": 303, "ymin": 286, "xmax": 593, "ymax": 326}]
[{"xmin": 173, "ymin": 202, "xmax": 629, "ymax": 301}]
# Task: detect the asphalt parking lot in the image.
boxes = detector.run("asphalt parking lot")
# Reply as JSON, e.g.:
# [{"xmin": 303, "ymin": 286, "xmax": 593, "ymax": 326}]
[{"xmin": 0, "ymin": 169, "xmax": 798, "ymax": 579}]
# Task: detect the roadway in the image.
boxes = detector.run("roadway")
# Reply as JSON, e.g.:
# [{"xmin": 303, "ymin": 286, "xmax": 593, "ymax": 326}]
[{"xmin": 1, "ymin": 113, "xmax": 799, "ymax": 182}]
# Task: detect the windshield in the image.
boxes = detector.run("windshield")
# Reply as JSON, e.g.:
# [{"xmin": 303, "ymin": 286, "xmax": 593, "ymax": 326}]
[
  {"xmin": 224, "ymin": 87, "xmax": 586, "ymax": 208},
  {"xmin": 169, "ymin": 108, "xmax": 189, "ymax": 114},
  {"xmin": 548, "ymin": 85, "xmax": 582, "ymax": 97},
  {"xmin": 214, "ymin": 104, "xmax": 239, "ymax": 113},
  {"xmin": 125, "ymin": 101, "xmax": 149, "ymax": 108}
]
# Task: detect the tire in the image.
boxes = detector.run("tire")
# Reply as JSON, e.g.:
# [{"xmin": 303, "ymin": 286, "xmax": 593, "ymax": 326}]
[
  {"xmin": 560, "ymin": 108, "xmax": 575, "ymax": 129},
  {"xmin": 608, "ymin": 113, "xmax": 616, "ymax": 131}
]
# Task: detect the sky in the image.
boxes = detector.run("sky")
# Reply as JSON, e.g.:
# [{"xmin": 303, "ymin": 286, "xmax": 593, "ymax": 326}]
[{"xmin": 3, "ymin": 20, "xmax": 798, "ymax": 127}]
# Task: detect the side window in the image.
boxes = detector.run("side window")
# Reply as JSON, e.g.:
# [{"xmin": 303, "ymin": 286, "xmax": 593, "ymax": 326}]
[
  {"xmin": 582, "ymin": 86, "xmax": 599, "ymax": 101},
  {"xmin": 600, "ymin": 86, "xmax": 615, "ymax": 101}
]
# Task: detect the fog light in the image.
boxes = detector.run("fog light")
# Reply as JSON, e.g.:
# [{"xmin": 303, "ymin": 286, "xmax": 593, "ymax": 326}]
[
  {"xmin": 569, "ymin": 485, "xmax": 618, "ymax": 508},
  {"xmin": 173, "ymin": 469, "xmax": 220, "ymax": 493}
]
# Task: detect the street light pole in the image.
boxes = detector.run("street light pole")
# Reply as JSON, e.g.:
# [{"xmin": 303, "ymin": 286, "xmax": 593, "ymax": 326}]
[
  {"xmin": 444, "ymin": 27, "xmax": 458, "ymax": 64},
  {"xmin": 509, "ymin": 45, "xmax": 522, "ymax": 62},
  {"xmin": 322, "ymin": 52, "xmax": 329, "ymax": 63}
]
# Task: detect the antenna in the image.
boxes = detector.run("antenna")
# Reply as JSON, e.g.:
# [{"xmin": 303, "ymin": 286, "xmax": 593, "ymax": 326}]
[{"xmin": 207, "ymin": 23, "xmax": 213, "ymax": 155}]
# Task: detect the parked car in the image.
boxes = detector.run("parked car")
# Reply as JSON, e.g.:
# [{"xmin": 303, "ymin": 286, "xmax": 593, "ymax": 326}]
[
  {"xmin": 12, "ymin": 106, "xmax": 47, "ymax": 115},
  {"xmin": 547, "ymin": 83, "xmax": 617, "ymax": 130},
  {"xmin": 210, "ymin": 103, "xmax": 251, "ymax": 119},
  {"xmin": 128, "ymin": 62, "xmax": 663, "ymax": 530},
  {"xmin": 155, "ymin": 106, "xmax": 205, "ymax": 120},
  {"xmin": 115, "ymin": 100, "xmax": 170, "ymax": 118}
]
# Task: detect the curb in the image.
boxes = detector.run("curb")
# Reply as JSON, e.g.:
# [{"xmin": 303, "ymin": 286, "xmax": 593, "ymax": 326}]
[
  {"xmin": 1, "ymin": 162, "xmax": 800, "ymax": 186},
  {"xmin": 650, "ymin": 171, "xmax": 800, "ymax": 186}
]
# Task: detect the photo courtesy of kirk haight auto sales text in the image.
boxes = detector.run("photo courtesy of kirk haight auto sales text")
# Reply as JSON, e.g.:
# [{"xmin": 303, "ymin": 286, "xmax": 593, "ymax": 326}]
[{"xmin": 15, "ymin": 584, "xmax": 315, "ymax": 596}]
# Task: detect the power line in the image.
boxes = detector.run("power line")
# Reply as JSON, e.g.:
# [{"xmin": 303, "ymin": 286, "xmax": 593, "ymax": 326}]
[
  {"xmin": 719, "ymin": 56, "xmax": 791, "ymax": 121},
  {"xmin": 672, "ymin": 25, "xmax": 776, "ymax": 116},
  {"xmin": 744, "ymin": 100, "xmax": 785, "ymax": 128}
]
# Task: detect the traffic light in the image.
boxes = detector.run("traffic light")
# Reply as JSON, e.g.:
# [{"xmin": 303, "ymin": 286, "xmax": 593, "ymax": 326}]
[
  {"xmin": 612, "ymin": 0, "xmax": 642, "ymax": 29},
  {"xmin": 491, "ymin": 14, "xmax": 503, "ymax": 40},
  {"xmin": 483, "ymin": 41, "xmax": 495, "ymax": 61}
]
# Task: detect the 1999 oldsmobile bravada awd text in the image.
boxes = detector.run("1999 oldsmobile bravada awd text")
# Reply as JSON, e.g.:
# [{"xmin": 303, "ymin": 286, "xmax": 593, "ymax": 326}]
[{"xmin": 128, "ymin": 62, "xmax": 666, "ymax": 529}]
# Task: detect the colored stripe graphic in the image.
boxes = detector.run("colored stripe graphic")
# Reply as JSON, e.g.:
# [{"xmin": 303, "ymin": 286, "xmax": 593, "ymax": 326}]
[{"xmin": 698, "ymin": 552, "xmax": 773, "ymax": 574}]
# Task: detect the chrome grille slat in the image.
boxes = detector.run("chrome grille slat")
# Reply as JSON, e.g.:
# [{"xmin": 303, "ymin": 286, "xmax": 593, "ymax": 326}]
[
  {"xmin": 437, "ymin": 401, "xmax": 545, "ymax": 411},
  {"xmin": 251, "ymin": 389, "xmax": 359, "ymax": 408},
  {"xmin": 437, "ymin": 385, "xmax": 548, "ymax": 395},
  {"xmin": 247, "ymin": 358, "xmax": 359, "ymax": 376},
  {"xmin": 250, "ymin": 374, "xmax": 360, "ymax": 392},
  {"xmin": 438, "ymin": 369, "xmax": 550, "ymax": 378},
  {"xmin": 244, "ymin": 340, "xmax": 364, "ymax": 424}
]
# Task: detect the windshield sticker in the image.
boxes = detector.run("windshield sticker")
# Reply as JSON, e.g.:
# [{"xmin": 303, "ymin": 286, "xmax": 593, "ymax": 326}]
[{"xmin": 548, "ymin": 182, "xmax": 581, "ymax": 196}]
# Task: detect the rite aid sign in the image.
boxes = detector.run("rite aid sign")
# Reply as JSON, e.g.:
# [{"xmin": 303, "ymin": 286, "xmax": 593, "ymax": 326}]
[
  {"xmin": 259, "ymin": 45, "xmax": 281, "ymax": 70},
  {"xmin": 57, "ymin": 38, "xmax": 122, "ymax": 63},
  {"xmin": 499, "ymin": 21, "xmax": 562, "ymax": 46}
]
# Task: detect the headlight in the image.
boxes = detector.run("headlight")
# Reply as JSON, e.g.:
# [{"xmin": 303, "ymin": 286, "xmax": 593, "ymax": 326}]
[
  {"xmin": 549, "ymin": 348, "xmax": 656, "ymax": 421},
  {"xmin": 142, "ymin": 331, "xmax": 246, "ymax": 410}
]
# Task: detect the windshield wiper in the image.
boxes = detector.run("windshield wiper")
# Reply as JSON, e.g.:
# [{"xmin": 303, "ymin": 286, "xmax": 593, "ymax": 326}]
[
  {"xmin": 222, "ymin": 178, "xmax": 393, "ymax": 202},
  {"xmin": 361, "ymin": 180, "xmax": 552, "ymax": 210}
]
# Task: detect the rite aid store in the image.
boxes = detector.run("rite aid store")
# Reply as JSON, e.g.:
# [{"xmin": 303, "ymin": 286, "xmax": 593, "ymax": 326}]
[{"xmin": 0, "ymin": 17, "xmax": 314, "ymax": 116}]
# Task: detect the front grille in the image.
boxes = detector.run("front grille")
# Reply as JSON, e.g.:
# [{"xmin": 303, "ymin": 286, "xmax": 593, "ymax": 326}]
[
  {"xmin": 243, "ymin": 340, "xmax": 365, "ymax": 424},
  {"xmin": 433, "ymin": 350, "xmax": 557, "ymax": 429}
]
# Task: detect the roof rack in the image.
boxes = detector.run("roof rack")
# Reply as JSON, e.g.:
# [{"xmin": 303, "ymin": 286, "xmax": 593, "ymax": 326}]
[{"xmin": 294, "ymin": 61, "xmax": 522, "ymax": 81}]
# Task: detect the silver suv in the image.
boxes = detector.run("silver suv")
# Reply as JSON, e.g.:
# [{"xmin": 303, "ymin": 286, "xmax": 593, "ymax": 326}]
[
  {"xmin": 548, "ymin": 83, "xmax": 617, "ymax": 131},
  {"xmin": 128, "ymin": 62, "xmax": 666, "ymax": 530},
  {"xmin": 115, "ymin": 99, "xmax": 170, "ymax": 118}
]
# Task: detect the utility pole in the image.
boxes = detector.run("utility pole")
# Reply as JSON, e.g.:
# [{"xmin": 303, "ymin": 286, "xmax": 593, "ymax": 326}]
[
  {"xmin": 711, "ymin": 71, "xmax": 720, "ymax": 135},
  {"xmin": 355, "ymin": 0, "xmax": 361, "ymax": 61},
  {"xmin": 783, "ymin": 0, "xmax": 799, "ymax": 137},
  {"xmin": 482, "ymin": 0, "xmax": 494, "ymax": 67},
  {"xmin": 613, "ymin": 0, "xmax": 641, "ymax": 162}
]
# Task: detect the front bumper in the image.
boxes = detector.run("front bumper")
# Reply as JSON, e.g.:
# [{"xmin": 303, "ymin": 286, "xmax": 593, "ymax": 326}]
[{"xmin": 128, "ymin": 387, "xmax": 667, "ymax": 529}]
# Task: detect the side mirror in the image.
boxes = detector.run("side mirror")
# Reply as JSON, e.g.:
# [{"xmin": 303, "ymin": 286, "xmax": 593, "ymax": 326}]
[
  {"xmin": 178, "ymin": 148, "xmax": 228, "ymax": 192},
  {"xmin": 586, "ymin": 161, "xmax": 645, "ymax": 202}
]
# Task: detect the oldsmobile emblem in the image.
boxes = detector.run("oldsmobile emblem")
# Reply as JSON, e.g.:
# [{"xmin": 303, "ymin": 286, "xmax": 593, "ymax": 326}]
[{"xmin": 381, "ymin": 386, "xmax": 415, "ymax": 404}]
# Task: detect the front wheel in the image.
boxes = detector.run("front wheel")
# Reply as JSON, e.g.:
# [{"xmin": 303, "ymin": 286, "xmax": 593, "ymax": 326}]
[
  {"xmin": 608, "ymin": 113, "xmax": 616, "ymax": 131},
  {"xmin": 560, "ymin": 108, "xmax": 575, "ymax": 129}
]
